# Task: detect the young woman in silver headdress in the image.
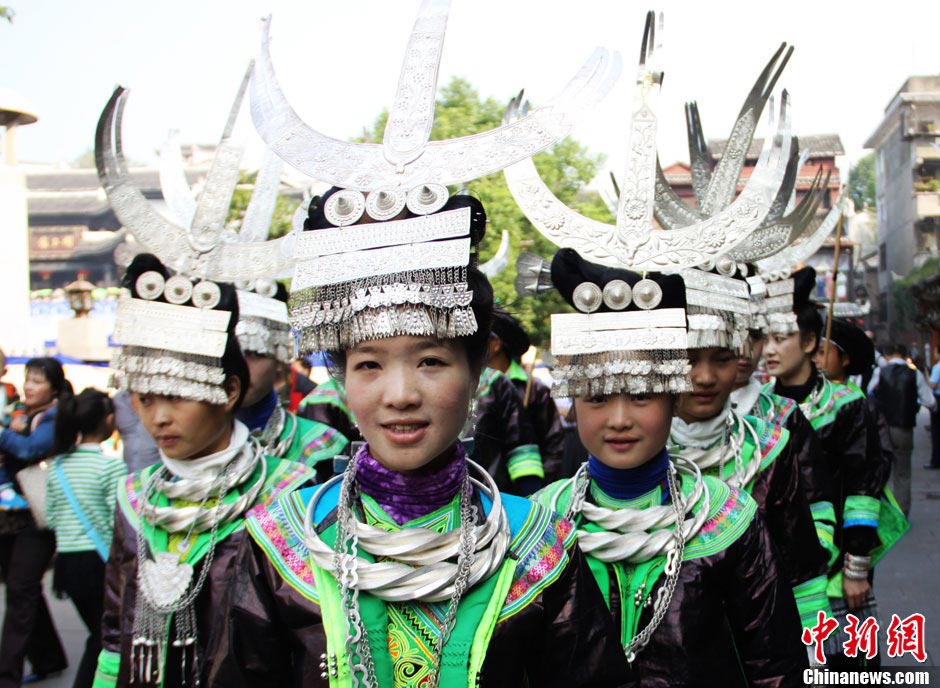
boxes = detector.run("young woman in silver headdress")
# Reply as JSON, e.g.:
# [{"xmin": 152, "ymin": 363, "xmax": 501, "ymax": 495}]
[
  {"xmin": 666, "ymin": 265, "xmax": 831, "ymax": 634},
  {"xmin": 210, "ymin": 194, "xmax": 628, "ymax": 688},
  {"xmin": 92, "ymin": 254, "xmax": 314, "ymax": 688},
  {"xmin": 532, "ymin": 249, "xmax": 808, "ymax": 687}
]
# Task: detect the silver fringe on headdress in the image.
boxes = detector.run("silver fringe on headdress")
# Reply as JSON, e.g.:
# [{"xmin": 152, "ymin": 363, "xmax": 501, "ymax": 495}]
[{"xmin": 235, "ymin": 283, "xmax": 293, "ymax": 364}]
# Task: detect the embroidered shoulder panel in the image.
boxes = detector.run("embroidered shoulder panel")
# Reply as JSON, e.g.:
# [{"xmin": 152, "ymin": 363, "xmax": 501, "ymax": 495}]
[
  {"xmin": 498, "ymin": 495, "xmax": 575, "ymax": 622},
  {"xmin": 246, "ymin": 488, "xmax": 320, "ymax": 604},
  {"xmin": 253, "ymin": 457, "xmax": 315, "ymax": 510},
  {"xmin": 290, "ymin": 415, "xmax": 349, "ymax": 467},
  {"xmin": 475, "ymin": 367, "xmax": 505, "ymax": 399},
  {"xmin": 683, "ymin": 476, "xmax": 757, "ymax": 561},
  {"xmin": 298, "ymin": 378, "xmax": 351, "ymax": 415},
  {"xmin": 748, "ymin": 414, "xmax": 789, "ymax": 472},
  {"xmin": 830, "ymin": 382, "xmax": 865, "ymax": 411},
  {"xmin": 757, "ymin": 388, "xmax": 798, "ymax": 425},
  {"xmin": 118, "ymin": 466, "xmax": 156, "ymax": 529}
]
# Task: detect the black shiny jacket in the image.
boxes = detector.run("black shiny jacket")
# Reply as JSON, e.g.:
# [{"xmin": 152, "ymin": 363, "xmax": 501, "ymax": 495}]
[
  {"xmin": 509, "ymin": 376, "xmax": 566, "ymax": 484},
  {"xmin": 612, "ymin": 513, "xmax": 808, "ymax": 687},
  {"xmin": 472, "ymin": 372, "xmax": 542, "ymax": 494},
  {"xmin": 747, "ymin": 416, "xmax": 830, "ymax": 588}
]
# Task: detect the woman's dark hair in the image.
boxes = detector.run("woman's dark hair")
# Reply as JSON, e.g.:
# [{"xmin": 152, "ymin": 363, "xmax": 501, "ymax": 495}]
[
  {"xmin": 53, "ymin": 388, "xmax": 114, "ymax": 454},
  {"xmin": 122, "ymin": 253, "xmax": 250, "ymax": 408},
  {"xmin": 24, "ymin": 357, "xmax": 73, "ymax": 402},
  {"xmin": 795, "ymin": 303, "xmax": 823, "ymax": 356}
]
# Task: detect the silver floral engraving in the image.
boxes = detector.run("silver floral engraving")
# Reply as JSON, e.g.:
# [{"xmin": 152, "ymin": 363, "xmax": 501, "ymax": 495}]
[{"xmin": 250, "ymin": 14, "xmax": 621, "ymax": 192}]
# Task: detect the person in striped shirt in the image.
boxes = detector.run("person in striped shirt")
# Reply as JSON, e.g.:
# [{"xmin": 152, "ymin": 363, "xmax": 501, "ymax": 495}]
[{"xmin": 46, "ymin": 388, "xmax": 127, "ymax": 688}]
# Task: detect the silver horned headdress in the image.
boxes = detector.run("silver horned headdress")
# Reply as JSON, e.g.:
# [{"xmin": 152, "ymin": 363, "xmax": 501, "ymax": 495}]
[
  {"xmin": 251, "ymin": 0, "xmax": 621, "ymax": 353},
  {"xmin": 509, "ymin": 12, "xmax": 796, "ymax": 397},
  {"xmin": 97, "ymin": 65, "xmax": 293, "ymax": 401},
  {"xmin": 504, "ymin": 12, "xmax": 794, "ymax": 273}
]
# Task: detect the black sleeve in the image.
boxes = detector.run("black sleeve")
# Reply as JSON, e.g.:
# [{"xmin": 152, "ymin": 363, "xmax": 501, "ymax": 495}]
[
  {"xmin": 527, "ymin": 382, "xmax": 566, "ymax": 484},
  {"xmin": 206, "ymin": 535, "xmax": 295, "ymax": 688},
  {"xmin": 836, "ymin": 399, "xmax": 886, "ymax": 556},
  {"xmin": 717, "ymin": 512, "xmax": 808, "ymax": 687},
  {"xmin": 763, "ymin": 436, "xmax": 830, "ymax": 586},
  {"xmin": 784, "ymin": 407, "xmax": 832, "ymax": 508}
]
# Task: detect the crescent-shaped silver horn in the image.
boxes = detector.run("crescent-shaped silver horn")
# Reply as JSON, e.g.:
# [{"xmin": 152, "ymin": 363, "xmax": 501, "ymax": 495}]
[
  {"xmin": 382, "ymin": 0, "xmax": 451, "ymax": 170},
  {"xmin": 96, "ymin": 87, "xmax": 195, "ymax": 275},
  {"xmin": 756, "ymin": 193, "xmax": 846, "ymax": 277},
  {"xmin": 686, "ymin": 101, "xmax": 711, "ymax": 208},
  {"xmin": 251, "ymin": 15, "xmax": 621, "ymax": 192},
  {"xmin": 728, "ymin": 167, "xmax": 830, "ymax": 262},
  {"xmin": 699, "ymin": 42, "xmax": 792, "ymax": 215},
  {"xmin": 652, "ymin": 43, "xmax": 793, "ymax": 230},
  {"xmin": 96, "ymin": 86, "xmax": 295, "ymax": 281},
  {"xmin": 188, "ymin": 61, "xmax": 253, "ymax": 253},
  {"xmin": 480, "ymin": 230, "xmax": 511, "ymax": 278},
  {"xmin": 159, "ymin": 128, "xmax": 197, "ymax": 228},
  {"xmin": 238, "ymin": 146, "xmax": 284, "ymax": 243}
]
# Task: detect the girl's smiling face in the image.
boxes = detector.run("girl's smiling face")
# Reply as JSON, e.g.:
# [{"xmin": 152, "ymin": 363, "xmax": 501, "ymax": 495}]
[{"xmin": 574, "ymin": 393, "xmax": 675, "ymax": 469}]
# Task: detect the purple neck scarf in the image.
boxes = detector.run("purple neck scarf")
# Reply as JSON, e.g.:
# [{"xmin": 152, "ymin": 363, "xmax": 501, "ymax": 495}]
[{"xmin": 355, "ymin": 442, "xmax": 467, "ymax": 526}]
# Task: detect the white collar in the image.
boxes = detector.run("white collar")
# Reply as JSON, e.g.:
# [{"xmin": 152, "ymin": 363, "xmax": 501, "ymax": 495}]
[
  {"xmin": 670, "ymin": 399, "xmax": 732, "ymax": 450},
  {"xmin": 730, "ymin": 377, "xmax": 764, "ymax": 417},
  {"xmin": 159, "ymin": 420, "xmax": 249, "ymax": 481}
]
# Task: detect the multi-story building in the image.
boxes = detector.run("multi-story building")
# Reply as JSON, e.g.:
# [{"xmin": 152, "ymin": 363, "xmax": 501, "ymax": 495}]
[{"xmin": 864, "ymin": 76, "xmax": 940, "ymax": 343}]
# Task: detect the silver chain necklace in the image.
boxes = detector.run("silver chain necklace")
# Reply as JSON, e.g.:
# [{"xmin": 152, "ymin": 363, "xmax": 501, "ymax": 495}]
[
  {"xmin": 798, "ymin": 376, "xmax": 829, "ymax": 422},
  {"xmin": 255, "ymin": 404, "xmax": 296, "ymax": 458},
  {"xmin": 561, "ymin": 456, "xmax": 709, "ymax": 662},
  {"xmin": 311, "ymin": 456, "xmax": 505, "ymax": 688},
  {"xmin": 131, "ymin": 441, "xmax": 264, "ymax": 686}
]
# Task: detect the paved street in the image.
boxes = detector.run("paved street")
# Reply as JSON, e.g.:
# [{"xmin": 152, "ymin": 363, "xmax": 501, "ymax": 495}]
[{"xmin": 3, "ymin": 411, "xmax": 939, "ymax": 686}]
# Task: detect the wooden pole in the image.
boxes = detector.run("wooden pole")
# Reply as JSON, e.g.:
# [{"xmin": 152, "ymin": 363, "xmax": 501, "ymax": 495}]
[
  {"xmin": 523, "ymin": 347, "xmax": 538, "ymax": 408},
  {"xmin": 821, "ymin": 191, "xmax": 846, "ymax": 366}
]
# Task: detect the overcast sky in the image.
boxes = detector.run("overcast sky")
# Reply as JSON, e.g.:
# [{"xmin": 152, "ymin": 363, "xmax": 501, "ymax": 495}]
[{"xmin": 3, "ymin": 0, "xmax": 939, "ymax": 182}]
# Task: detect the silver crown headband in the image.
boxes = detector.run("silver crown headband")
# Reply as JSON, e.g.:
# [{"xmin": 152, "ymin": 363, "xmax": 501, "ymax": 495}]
[
  {"xmin": 251, "ymin": 0, "xmax": 621, "ymax": 352},
  {"xmin": 517, "ymin": 247, "xmax": 693, "ymax": 398},
  {"xmin": 503, "ymin": 12, "xmax": 794, "ymax": 273},
  {"xmin": 109, "ymin": 296, "xmax": 233, "ymax": 405}
]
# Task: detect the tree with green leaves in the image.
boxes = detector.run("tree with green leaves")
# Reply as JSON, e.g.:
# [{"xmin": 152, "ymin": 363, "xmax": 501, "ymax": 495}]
[
  {"xmin": 848, "ymin": 152, "xmax": 876, "ymax": 211},
  {"xmin": 357, "ymin": 76, "xmax": 612, "ymax": 346},
  {"xmin": 226, "ymin": 170, "xmax": 299, "ymax": 239}
]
